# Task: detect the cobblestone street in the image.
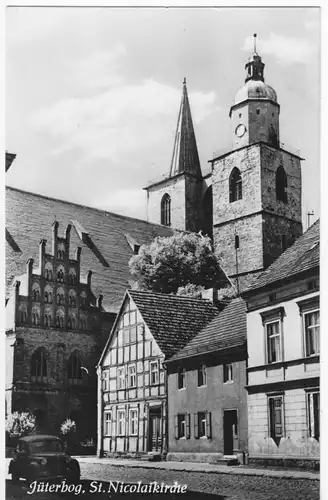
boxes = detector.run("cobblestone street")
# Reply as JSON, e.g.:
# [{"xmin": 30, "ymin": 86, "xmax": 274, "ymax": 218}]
[
  {"xmin": 5, "ymin": 462, "xmax": 320, "ymax": 500},
  {"xmin": 79, "ymin": 462, "xmax": 319, "ymax": 500}
]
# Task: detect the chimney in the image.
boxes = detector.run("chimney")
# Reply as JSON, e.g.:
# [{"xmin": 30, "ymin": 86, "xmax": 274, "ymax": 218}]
[
  {"xmin": 87, "ymin": 270, "xmax": 92, "ymax": 288},
  {"xmin": 201, "ymin": 288, "xmax": 218, "ymax": 303}
]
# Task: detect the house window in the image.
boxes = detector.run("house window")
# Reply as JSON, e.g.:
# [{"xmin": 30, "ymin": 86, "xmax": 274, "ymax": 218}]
[
  {"xmin": 129, "ymin": 409, "xmax": 138, "ymax": 436},
  {"xmin": 128, "ymin": 365, "xmax": 136, "ymax": 387},
  {"xmin": 117, "ymin": 410, "xmax": 125, "ymax": 436},
  {"xmin": 266, "ymin": 320, "xmax": 282, "ymax": 363},
  {"xmin": 175, "ymin": 414, "xmax": 190, "ymax": 439},
  {"xmin": 31, "ymin": 348, "xmax": 47, "ymax": 378},
  {"xmin": 307, "ymin": 391, "xmax": 320, "ymax": 441},
  {"xmin": 198, "ymin": 412, "xmax": 207, "ymax": 438},
  {"xmin": 104, "ymin": 411, "xmax": 112, "ymax": 436},
  {"xmin": 177, "ymin": 367, "xmax": 186, "ymax": 390},
  {"xmin": 102, "ymin": 370, "xmax": 110, "ymax": 391},
  {"xmin": 197, "ymin": 364, "xmax": 207, "ymax": 387},
  {"xmin": 117, "ymin": 367, "xmax": 125, "ymax": 390},
  {"xmin": 304, "ymin": 310, "xmax": 320, "ymax": 356},
  {"xmin": 276, "ymin": 166, "xmax": 288, "ymax": 203},
  {"xmin": 229, "ymin": 168, "xmax": 242, "ymax": 202},
  {"xmin": 161, "ymin": 194, "xmax": 171, "ymax": 226},
  {"xmin": 223, "ymin": 363, "xmax": 233, "ymax": 383},
  {"xmin": 150, "ymin": 361, "xmax": 159, "ymax": 385},
  {"xmin": 268, "ymin": 395, "xmax": 284, "ymax": 445}
]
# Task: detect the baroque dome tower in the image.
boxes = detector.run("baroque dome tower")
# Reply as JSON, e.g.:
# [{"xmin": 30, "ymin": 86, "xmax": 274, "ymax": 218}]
[{"xmin": 229, "ymin": 35, "xmax": 280, "ymax": 150}]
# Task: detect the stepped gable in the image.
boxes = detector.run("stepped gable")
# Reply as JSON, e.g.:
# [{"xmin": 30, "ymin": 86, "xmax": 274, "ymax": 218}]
[
  {"xmin": 168, "ymin": 297, "xmax": 246, "ymax": 362},
  {"xmin": 6, "ymin": 186, "xmax": 178, "ymax": 311},
  {"xmin": 129, "ymin": 290, "xmax": 219, "ymax": 359}
]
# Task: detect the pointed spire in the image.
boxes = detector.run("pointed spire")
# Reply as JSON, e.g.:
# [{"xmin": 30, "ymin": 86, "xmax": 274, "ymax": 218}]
[{"xmin": 169, "ymin": 78, "xmax": 202, "ymax": 178}]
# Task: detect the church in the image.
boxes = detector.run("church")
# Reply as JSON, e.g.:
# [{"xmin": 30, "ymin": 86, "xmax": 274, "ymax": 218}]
[{"xmin": 6, "ymin": 41, "xmax": 307, "ymax": 449}]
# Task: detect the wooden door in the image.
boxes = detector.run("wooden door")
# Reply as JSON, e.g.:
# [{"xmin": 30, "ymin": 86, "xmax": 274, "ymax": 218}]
[
  {"xmin": 223, "ymin": 410, "xmax": 237, "ymax": 455},
  {"xmin": 148, "ymin": 411, "xmax": 161, "ymax": 452}
]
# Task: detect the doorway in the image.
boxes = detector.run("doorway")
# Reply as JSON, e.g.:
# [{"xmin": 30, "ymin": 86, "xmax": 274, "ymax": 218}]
[
  {"xmin": 223, "ymin": 409, "xmax": 238, "ymax": 455},
  {"xmin": 148, "ymin": 408, "xmax": 162, "ymax": 452}
]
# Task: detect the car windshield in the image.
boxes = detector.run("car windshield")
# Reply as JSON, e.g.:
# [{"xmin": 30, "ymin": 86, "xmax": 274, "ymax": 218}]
[{"xmin": 29, "ymin": 440, "xmax": 64, "ymax": 453}]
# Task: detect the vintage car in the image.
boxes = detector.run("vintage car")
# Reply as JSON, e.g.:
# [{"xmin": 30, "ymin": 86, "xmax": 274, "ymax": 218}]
[{"xmin": 8, "ymin": 434, "xmax": 80, "ymax": 483}]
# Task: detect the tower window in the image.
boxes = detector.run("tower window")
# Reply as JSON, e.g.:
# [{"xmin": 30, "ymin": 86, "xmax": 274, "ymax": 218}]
[
  {"xmin": 239, "ymin": 113, "xmax": 242, "ymax": 118},
  {"xmin": 229, "ymin": 168, "xmax": 242, "ymax": 203},
  {"xmin": 256, "ymin": 109, "xmax": 260, "ymax": 115},
  {"xmin": 276, "ymin": 166, "xmax": 288, "ymax": 203},
  {"xmin": 161, "ymin": 193, "xmax": 171, "ymax": 226},
  {"xmin": 235, "ymin": 235, "xmax": 240, "ymax": 249}
]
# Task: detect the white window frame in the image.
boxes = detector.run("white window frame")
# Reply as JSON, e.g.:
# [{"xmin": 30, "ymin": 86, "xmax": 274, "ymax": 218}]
[
  {"xmin": 117, "ymin": 367, "xmax": 125, "ymax": 390},
  {"xmin": 177, "ymin": 367, "xmax": 186, "ymax": 390},
  {"xmin": 104, "ymin": 411, "xmax": 112, "ymax": 436},
  {"xmin": 197, "ymin": 364, "xmax": 207, "ymax": 387},
  {"xmin": 223, "ymin": 363, "xmax": 233, "ymax": 383},
  {"xmin": 177, "ymin": 414, "xmax": 186, "ymax": 439},
  {"xmin": 150, "ymin": 361, "xmax": 159, "ymax": 385},
  {"xmin": 198, "ymin": 412, "xmax": 207, "ymax": 438},
  {"xmin": 117, "ymin": 410, "xmax": 125, "ymax": 436},
  {"xmin": 303, "ymin": 309, "xmax": 320, "ymax": 357},
  {"xmin": 266, "ymin": 319, "xmax": 282, "ymax": 364},
  {"xmin": 103, "ymin": 369, "xmax": 110, "ymax": 391},
  {"xmin": 129, "ymin": 408, "xmax": 138, "ymax": 436},
  {"xmin": 128, "ymin": 364, "xmax": 136, "ymax": 388},
  {"xmin": 307, "ymin": 390, "xmax": 320, "ymax": 441}
]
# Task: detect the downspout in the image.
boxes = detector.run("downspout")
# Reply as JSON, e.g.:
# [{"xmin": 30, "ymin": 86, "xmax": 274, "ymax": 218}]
[{"xmin": 96, "ymin": 365, "xmax": 103, "ymax": 458}]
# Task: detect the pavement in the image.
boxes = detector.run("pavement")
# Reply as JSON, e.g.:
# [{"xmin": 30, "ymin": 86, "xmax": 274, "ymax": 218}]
[{"xmin": 74, "ymin": 455, "xmax": 320, "ymax": 481}]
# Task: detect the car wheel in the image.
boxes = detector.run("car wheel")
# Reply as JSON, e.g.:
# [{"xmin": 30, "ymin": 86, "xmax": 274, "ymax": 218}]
[
  {"xmin": 66, "ymin": 466, "xmax": 80, "ymax": 485},
  {"xmin": 11, "ymin": 470, "xmax": 20, "ymax": 484}
]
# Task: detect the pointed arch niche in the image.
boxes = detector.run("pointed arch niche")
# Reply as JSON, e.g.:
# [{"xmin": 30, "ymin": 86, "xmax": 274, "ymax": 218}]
[{"xmin": 161, "ymin": 194, "xmax": 171, "ymax": 226}]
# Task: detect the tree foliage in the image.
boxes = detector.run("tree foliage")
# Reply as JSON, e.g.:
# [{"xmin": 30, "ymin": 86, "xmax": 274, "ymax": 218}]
[
  {"xmin": 129, "ymin": 233, "xmax": 224, "ymax": 294},
  {"xmin": 60, "ymin": 418, "xmax": 76, "ymax": 436},
  {"xmin": 6, "ymin": 411, "xmax": 36, "ymax": 439}
]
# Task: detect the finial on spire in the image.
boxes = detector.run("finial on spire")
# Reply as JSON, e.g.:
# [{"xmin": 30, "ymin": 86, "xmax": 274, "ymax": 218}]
[
  {"xmin": 183, "ymin": 77, "xmax": 186, "ymax": 85},
  {"xmin": 253, "ymin": 33, "xmax": 257, "ymax": 54}
]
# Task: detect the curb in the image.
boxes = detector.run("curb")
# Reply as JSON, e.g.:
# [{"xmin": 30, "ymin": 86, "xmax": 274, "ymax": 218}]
[{"xmin": 76, "ymin": 458, "xmax": 320, "ymax": 481}]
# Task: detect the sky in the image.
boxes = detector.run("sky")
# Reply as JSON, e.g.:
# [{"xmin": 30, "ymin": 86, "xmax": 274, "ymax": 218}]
[{"xmin": 5, "ymin": 6, "xmax": 320, "ymax": 227}]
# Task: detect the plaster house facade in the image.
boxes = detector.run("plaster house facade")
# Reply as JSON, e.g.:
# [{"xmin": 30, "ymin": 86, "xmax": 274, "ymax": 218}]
[
  {"xmin": 165, "ymin": 297, "xmax": 248, "ymax": 463},
  {"xmin": 242, "ymin": 220, "xmax": 319, "ymax": 466},
  {"xmin": 96, "ymin": 290, "xmax": 221, "ymax": 457}
]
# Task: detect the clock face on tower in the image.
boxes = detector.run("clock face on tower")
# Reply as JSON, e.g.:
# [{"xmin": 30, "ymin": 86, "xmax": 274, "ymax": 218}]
[{"xmin": 235, "ymin": 124, "xmax": 246, "ymax": 138}]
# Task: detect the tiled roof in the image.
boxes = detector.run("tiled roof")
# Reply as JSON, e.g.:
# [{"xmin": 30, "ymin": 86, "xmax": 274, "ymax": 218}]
[
  {"xmin": 245, "ymin": 219, "xmax": 320, "ymax": 293},
  {"xmin": 129, "ymin": 290, "xmax": 219, "ymax": 359},
  {"xmin": 6, "ymin": 187, "xmax": 178, "ymax": 311},
  {"xmin": 168, "ymin": 297, "xmax": 246, "ymax": 362}
]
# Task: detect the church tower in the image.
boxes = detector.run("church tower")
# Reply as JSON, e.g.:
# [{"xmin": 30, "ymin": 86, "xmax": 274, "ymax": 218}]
[
  {"xmin": 145, "ymin": 79, "xmax": 204, "ymax": 233},
  {"xmin": 211, "ymin": 36, "xmax": 303, "ymax": 289}
]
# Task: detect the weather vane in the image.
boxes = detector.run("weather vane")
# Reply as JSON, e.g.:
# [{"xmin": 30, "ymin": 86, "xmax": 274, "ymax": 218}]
[{"xmin": 253, "ymin": 33, "xmax": 257, "ymax": 53}]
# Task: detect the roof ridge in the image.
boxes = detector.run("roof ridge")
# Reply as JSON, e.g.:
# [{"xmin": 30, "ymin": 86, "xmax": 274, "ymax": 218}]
[
  {"xmin": 5, "ymin": 185, "xmax": 179, "ymax": 231},
  {"xmin": 129, "ymin": 289, "xmax": 219, "ymax": 304}
]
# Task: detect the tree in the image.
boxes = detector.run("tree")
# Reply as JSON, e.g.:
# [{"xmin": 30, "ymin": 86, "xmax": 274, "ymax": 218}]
[
  {"xmin": 6, "ymin": 412, "xmax": 36, "ymax": 439},
  {"xmin": 129, "ymin": 232, "xmax": 227, "ymax": 295}
]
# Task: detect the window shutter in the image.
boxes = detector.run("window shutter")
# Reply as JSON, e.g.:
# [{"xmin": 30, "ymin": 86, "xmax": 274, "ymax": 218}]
[
  {"xmin": 186, "ymin": 414, "xmax": 191, "ymax": 439},
  {"xmin": 194, "ymin": 413, "xmax": 199, "ymax": 439},
  {"xmin": 206, "ymin": 411, "xmax": 212, "ymax": 439},
  {"xmin": 175, "ymin": 415, "xmax": 179, "ymax": 440}
]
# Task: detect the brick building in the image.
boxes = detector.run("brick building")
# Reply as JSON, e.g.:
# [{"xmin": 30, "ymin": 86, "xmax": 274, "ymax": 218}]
[
  {"xmin": 165, "ymin": 297, "xmax": 248, "ymax": 463},
  {"xmin": 97, "ymin": 290, "xmax": 219, "ymax": 457},
  {"xmin": 242, "ymin": 220, "xmax": 319, "ymax": 466}
]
